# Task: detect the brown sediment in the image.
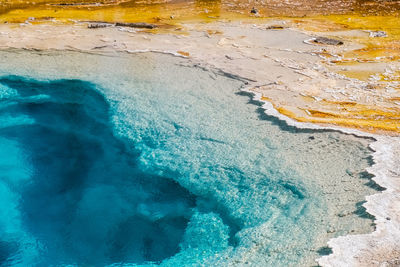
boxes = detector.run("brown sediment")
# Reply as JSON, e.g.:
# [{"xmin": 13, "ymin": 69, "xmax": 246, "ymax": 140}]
[
  {"xmin": 272, "ymin": 104, "xmax": 400, "ymax": 136},
  {"xmin": 0, "ymin": 0, "xmax": 399, "ymax": 26},
  {"xmin": 293, "ymin": 15, "xmax": 400, "ymax": 83},
  {"xmin": 177, "ymin": 50, "xmax": 190, "ymax": 57}
]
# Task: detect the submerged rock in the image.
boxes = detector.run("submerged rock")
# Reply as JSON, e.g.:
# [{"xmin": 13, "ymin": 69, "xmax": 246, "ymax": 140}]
[
  {"xmin": 266, "ymin": 25, "xmax": 285, "ymax": 30},
  {"xmin": 115, "ymin": 22, "xmax": 156, "ymax": 29},
  {"xmin": 250, "ymin": 7, "xmax": 258, "ymax": 14},
  {"xmin": 88, "ymin": 23, "xmax": 110, "ymax": 29},
  {"xmin": 312, "ymin": 37, "xmax": 344, "ymax": 45}
]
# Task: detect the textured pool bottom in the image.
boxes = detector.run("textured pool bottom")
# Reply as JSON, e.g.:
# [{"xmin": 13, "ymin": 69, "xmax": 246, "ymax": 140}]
[
  {"xmin": 0, "ymin": 50, "xmax": 379, "ymax": 266},
  {"xmin": 0, "ymin": 77, "xmax": 195, "ymax": 265}
]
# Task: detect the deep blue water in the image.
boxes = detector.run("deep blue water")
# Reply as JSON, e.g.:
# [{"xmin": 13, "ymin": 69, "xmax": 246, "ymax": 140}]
[
  {"xmin": 0, "ymin": 76, "xmax": 196, "ymax": 266},
  {"xmin": 0, "ymin": 75, "xmax": 303, "ymax": 266},
  {"xmin": 0, "ymin": 51, "xmax": 376, "ymax": 267}
]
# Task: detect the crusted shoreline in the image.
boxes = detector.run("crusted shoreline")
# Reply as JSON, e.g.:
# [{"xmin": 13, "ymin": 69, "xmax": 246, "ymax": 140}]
[
  {"xmin": 319, "ymin": 138, "xmax": 400, "ymax": 266},
  {"xmin": 0, "ymin": 20, "xmax": 399, "ymax": 266},
  {"xmin": 242, "ymin": 86, "xmax": 400, "ymax": 266}
]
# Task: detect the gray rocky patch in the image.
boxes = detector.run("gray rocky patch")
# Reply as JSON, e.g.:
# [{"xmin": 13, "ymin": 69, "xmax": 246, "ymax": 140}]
[
  {"xmin": 368, "ymin": 31, "xmax": 387, "ymax": 38},
  {"xmin": 312, "ymin": 37, "xmax": 344, "ymax": 45}
]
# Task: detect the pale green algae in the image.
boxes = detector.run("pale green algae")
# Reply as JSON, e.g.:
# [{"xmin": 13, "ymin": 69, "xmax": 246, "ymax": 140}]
[{"xmin": 0, "ymin": 50, "xmax": 379, "ymax": 266}]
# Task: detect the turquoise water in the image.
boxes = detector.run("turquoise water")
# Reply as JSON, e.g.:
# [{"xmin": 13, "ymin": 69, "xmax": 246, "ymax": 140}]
[{"xmin": 0, "ymin": 51, "xmax": 377, "ymax": 266}]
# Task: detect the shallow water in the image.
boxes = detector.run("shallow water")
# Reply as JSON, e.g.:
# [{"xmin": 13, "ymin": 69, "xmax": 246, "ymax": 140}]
[{"xmin": 0, "ymin": 50, "xmax": 378, "ymax": 266}]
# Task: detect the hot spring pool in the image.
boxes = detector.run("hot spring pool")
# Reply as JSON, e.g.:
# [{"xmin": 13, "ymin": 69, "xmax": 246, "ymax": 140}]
[{"xmin": 0, "ymin": 50, "xmax": 379, "ymax": 266}]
